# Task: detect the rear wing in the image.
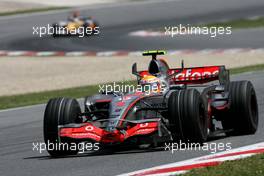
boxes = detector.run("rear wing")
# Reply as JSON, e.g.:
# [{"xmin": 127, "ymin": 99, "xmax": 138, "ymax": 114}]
[
  {"xmin": 142, "ymin": 50, "xmax": 166, "ymax": 60},
  {"xmin": 138, "ymin": 65, "xmax": 229, "ymax": 85}
]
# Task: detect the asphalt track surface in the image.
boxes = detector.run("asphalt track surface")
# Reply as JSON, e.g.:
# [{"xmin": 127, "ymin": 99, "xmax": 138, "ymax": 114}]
[
  {"xmin": 0, "ymin": 71, "xmax": 264, "ymax": 176},
  {"xmin": 0, "ymin": 0, "xmax": 264, "ymax": 51}
]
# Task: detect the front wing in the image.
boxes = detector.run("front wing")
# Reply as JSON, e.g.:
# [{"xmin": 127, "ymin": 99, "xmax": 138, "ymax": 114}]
[{"xmin": 59, "ymin": 121, "xmax": 159, "ymax": 143}]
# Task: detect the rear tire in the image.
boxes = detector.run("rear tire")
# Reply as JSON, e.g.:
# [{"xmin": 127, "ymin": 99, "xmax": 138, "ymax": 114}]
[
  {"xmin": 168, "ymin": 89, "xmax": 208, "ymax": 144},
  {"xmin": 221, "ymin": 81, "xmax": 258, "ymax": 135},
  {"xmin": 43, "ymin": 98, "xmax": 81, "ymax": 157}
]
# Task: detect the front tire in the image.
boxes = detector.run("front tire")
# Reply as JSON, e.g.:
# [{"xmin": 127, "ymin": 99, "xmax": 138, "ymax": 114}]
[
  {"xmin": 43, "ymin": 98, "xmax": 81, "ymax": 157},
  {"xmin": 168, "ymin": 89, "xmax": 208, "ymax": 144}
]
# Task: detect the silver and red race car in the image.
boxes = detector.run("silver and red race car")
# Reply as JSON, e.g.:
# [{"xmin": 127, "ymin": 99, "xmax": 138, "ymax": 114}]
[{"xmin": 43, "ymin": 50, "xmax": 258, "ymax": 157}]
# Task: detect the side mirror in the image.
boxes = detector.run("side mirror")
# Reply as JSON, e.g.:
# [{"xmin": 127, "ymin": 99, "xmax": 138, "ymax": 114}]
[
  {"xmin": 219, "ymin": 66, "xmax": 230, "ymax": 85},
  {"xmin": 132, "ymin": 63, "xmax": 140, "ymax": 77}
]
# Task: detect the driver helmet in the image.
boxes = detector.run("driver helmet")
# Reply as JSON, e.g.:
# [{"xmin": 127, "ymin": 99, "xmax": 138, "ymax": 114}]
[{"xmin": 139, "ymin": 75, "xmax": 162, "ymax": 93}]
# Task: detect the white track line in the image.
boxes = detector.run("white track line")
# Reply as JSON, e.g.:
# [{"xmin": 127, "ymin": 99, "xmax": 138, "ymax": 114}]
[{"xmin": 119, "ymin": 142, "xmax": 264, "ymax": 176}]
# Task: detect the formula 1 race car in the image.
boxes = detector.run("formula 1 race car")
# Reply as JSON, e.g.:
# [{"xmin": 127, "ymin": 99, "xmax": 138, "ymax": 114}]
[
  {"xmin": 43, "ymin": 50, "xmax": 259, "ymax": 157},
  {"xmin": 52, "ymin": 14, "xmax": 99, "ymax": 37}
]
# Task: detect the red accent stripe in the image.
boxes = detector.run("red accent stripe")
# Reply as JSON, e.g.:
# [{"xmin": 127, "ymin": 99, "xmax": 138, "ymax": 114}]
[
  {"xmin": 0, "ymin": 52, "xmax": 7, "ymax": 56},
  {"xmin": 201, "ymin": 148, "xmax": 264, "ymax": 160},
  {"xmin": 0, "ymin": 48, "xmax": 262, "ymax": 57},
  {"xmin": 132, "ymin": 147, "xmax": 264, "ymax": 175},
  {"xmin": 54, "ymin": 51, "xmax": 66, "ymax": 56},
  {"xmin": 85, "ymin": 51, "xmax": 97, "ymax": 56},
  {"xmin": 23, "ymin": 51, "xmax": 36, "ymax": 56},
  {"xmin": 132, "ymin": 161, "xmax": 221, "ymax": 176},
  {"xmin": 95, "ymin": 99, "xmax": 112, "ymax": 103},
  {"xmin": 113, "ymin": 51, "xmax": 130, "ymax": 56}
]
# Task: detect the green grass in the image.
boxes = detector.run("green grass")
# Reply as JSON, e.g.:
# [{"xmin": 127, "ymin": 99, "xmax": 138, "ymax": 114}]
[
  {"xmin": 0, "ymin": 7, "xmax": 69, "ymax": 16},
  {"xmin": 230, "ymin": 64, "xmax": 264, "ymax": 75},
  {"xmin": 0, "ymin": 80, "xmax": 136, "ymax": 110},
  {"xmin": 0, "ymin": 64, "xmax": 264, "ymax": 110},
  {"xmin": 181, "ymin": 153, "xmax": 264, "ymax": 176},
  {"xmin": 205, "ymin": 17, "xmax": 264, "ymax": 29}
]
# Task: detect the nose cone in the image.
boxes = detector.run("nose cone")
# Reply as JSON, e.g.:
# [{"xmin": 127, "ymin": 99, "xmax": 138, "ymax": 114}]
[{"xmin": 101, "ymin": 131, "xmax": 123, "ymax": 143}]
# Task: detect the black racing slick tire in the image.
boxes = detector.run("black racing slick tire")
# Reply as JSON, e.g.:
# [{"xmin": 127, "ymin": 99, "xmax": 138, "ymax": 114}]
[
  {"xmin": 168, "ymin": 89, "xmax": 208, "ymax": 144},
  {"xmin": 221, "ymin": 81, "xmax": 258, "ymax": 135},
  {"xmin": 43, "ymin": 98, "xmax": 81, "ymax": 157}
]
